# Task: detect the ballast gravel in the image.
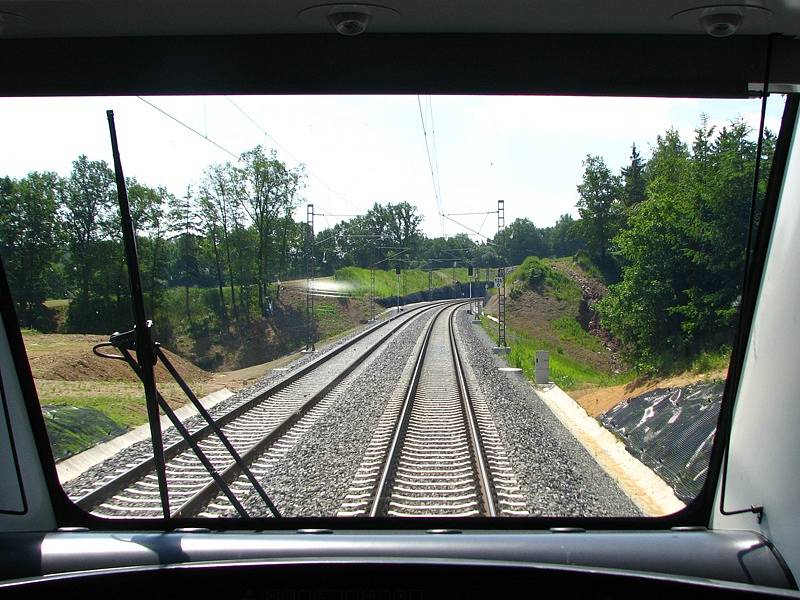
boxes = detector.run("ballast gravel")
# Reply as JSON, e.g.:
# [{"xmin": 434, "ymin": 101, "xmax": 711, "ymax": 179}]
[{"xmin": 454, "ymin": 309, "xmax": 640, "ymax": 517}]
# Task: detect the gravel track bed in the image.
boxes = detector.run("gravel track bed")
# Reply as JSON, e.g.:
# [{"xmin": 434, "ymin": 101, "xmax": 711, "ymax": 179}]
[
  {"xmin": 62, "ymin": 311, "xmax": 406, "ymax": 500},
  {"xmin": 454, "ymin": 309, "xmax": 640, "ymax": 517},
  {"xmin": 236, "ymin": 309, "xmax": 435, "ymax": 517}
]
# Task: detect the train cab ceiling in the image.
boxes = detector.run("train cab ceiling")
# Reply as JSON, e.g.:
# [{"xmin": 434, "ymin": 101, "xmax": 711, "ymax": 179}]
[
  {"xmin": 0, "ymin": 0, "xmax": 799, "ymax": 38},
  {"xmin": 1, "ymin": 1, "xmax": 800, "ymax": 97}
]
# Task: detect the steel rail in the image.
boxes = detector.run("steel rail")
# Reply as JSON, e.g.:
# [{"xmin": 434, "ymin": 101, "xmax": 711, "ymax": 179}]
[
  {"xmin": 448, "ymin": 306, "xmax": 498, "ymax": 516},
  {"xmin": 367, "ymin": 304, "xmax": 448, "ymax": 517},
  {"xmin": 369, "ymin": 301, "xmax": 497, "ymax": 517},
  {"xmin": 76, "ymin": 300, "xmax": 452, "ymax": 512}
]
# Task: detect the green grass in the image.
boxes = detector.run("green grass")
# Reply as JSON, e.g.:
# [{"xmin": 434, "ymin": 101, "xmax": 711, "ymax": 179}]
[
  {"xmin": 572, "ymin": 250, "xmax": 606, "ymax": 282},
  {"xmin": 334, "ymin": 266, "xmax": 470, "ymax": 298},
  {"xmin": 41, "ymin": 403, "xmax": 128, "ymax": 461},
  {"xmin": 690, "ymin": 347, "xmax": 731, "ymax": 374},
  {"xmin": 314, "ymin": 304, "xmax": 337, "ymax": 317},
  {"xmin": 552, "ymin": 316, "xmax": 603, "ymax": 353},
  {"xmin": 482, "ymin": 317, "xmax": 632, "ymax": 390},
  {"xmin": 43, "ymin": 393, "xmax": 149, "ymax": 430},
  {"xmin": 43, "ymin": 298, "xmax": 71, "ymax": 308}
]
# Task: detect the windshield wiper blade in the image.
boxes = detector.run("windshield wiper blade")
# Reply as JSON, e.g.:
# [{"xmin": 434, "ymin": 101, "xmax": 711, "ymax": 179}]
[{"xmin": 100, "ymin": 111, "xmax": 280, "ymax": 519}]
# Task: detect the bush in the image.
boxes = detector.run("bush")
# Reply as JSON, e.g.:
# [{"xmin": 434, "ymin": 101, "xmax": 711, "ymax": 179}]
[
  {"xmin": 511, "ymin": 256, "xmax": 581, "ymax": 304},
  {"xmin": 514, "ymin": 256, "xmax": 550, "ymax": 288},
  {"xmin": 573, "ymin": 250, "xmax": 604, "ymax": 281},
  {"xmin": 66, "ymin": 294, "xmax": 132, "ymax": 334}
]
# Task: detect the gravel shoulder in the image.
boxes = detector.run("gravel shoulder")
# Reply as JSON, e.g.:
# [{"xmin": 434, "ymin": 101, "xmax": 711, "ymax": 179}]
[{"xmin": 454, "ymin": 309, "xmax": 640, "ymax": 517}]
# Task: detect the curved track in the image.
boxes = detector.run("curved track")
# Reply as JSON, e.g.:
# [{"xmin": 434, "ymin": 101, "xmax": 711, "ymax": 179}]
[{"xmin": 340, "ymin": 303, "xmax": 528, "ymax": 517}]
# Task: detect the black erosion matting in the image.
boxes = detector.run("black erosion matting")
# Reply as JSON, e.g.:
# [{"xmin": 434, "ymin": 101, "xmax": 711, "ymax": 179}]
[{"xmin": 599, "ymin": 381, "xmax": 724, "ymax": 503}]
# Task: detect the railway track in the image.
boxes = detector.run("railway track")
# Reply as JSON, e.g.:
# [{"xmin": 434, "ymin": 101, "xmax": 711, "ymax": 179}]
[
  {"xmin": 76, "ymin": 301, "xmax": 447, "ymax": 519},
  {"xmin": 339, "ymin": 303, "xmax": 528, "ymax": 517}
]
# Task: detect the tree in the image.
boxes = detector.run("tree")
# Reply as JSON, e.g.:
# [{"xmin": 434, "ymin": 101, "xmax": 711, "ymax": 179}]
[
  {"xmin": 576, "ymin": 155, "xmax": 623, "ymax": 267},
  {"xmin": 621, "ymin": 143, "xmax": 647, "ymax": 208},
  {"xmin": 62, "ymin": 155, "xmax": 116, "ymax": 301},
  {"xmin": 495, "ymin": 218, "xmax": 545, "ymax": 265},
  {"xmin": 645, "ymin": 128, "xmax": 691, "ymax": 199},
  {"xmin": 236, "ymin": 146, "xmax": 304, "ymax": 315},
  {"xmin": 599, "ymin": 119, "xmax": 771, "ymax": 370},
  {"xmin": 168, "ymin": 187, "xmax": 203, "ymax": 322},
  {"xmin": 0, "ymin": 173, "xmax": 63, "ymax": 328},
  {"xmin": 368, "ymin": 202, "xmax": 423, "ymax": 263},
  {"xmin": 198, "ymin": 192, "xmax": 229, "ymax": 325},
  {"xmin": 61, "ymin": 155, "xmax": 122, "ymax": 332},
  {"xmin": 202, "ymin": 162, "xmax": 243, "ymax": 321},
  {"xmin": 545, "ymin": 213, "xmax": 584, "ymax": 257},
  {"xmin": 598, "ymin": 188, "xmax": 696, "ymax": 368},
  {"xmin": 472, "ymin": 239, "xmax": 500, "ymax": 269},
  {"xmin": 128, "ymin": 180, "xmax": 170, "ymax": 314}
]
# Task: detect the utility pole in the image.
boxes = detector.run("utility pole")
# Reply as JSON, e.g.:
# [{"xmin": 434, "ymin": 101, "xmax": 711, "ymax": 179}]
[
  {"xmin": 428, "ymin": 269, "xmax": 432, "ymax": 302},
  {"xmin": 396, "ymin": 266, "xmax": 401, "ymax": 313},
  {"xmin": 468, "ymin": 265, "xmax": 473, "ymax": 314},
  {"xmin": 472, "ymin": 264, "xmax": 482, "ymax": 324},
  {"xmin": 495, "ymin": 199, "xmax": 509, "ymax": 352},
  {"xmin": 304, "ymin": 203, "xmax": 315, "ymax": 352},
  {"xmin": 370, "ymin": 267, "xmax": 376, "ymax": 322}
]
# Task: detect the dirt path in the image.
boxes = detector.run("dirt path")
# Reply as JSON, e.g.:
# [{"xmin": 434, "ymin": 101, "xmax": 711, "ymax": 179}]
[{"xmin": 23, "ymin": 332, "xmax": 210, "ymax": 384}]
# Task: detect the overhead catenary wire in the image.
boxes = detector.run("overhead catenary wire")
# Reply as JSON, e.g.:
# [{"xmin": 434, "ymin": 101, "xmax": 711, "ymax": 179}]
[
  {"xmin": 441, "ymin": 213, "xmax": 496, "ymax": 244},
  {"xmin": 439, "ymin": 209, "xmax": 497, "ymax": 240},
  {"xmin": 141, "ymin": 94, "xmax": 488, "ymax": 245},
  {"xmin": 442, "ymin": 211, "xmax": 498, "ymax": 217},
  {"xmin": 140, "ymin": 95, "xmax": 363, "ymax": 219},
  {"xmin": 137, "ymin": 96, "xmax": 239, "ymax": 160},
  {"xmin": 476, "ymin": 211, "xmax": 490, "ymax": 237},
  {"xmin": 428, "ymin": 96, "xmax": 443, "ymax": 215},
  {"xmin": 314, "ymin": 232, "xmax": 385, "ymax": 246},
  {"xmin": 417, "ymin": 95, "xmax": 445, "ymax": 235},
  {"xmin": 224, "ymin": 96, "xmax": 360, "ymax": 211}
]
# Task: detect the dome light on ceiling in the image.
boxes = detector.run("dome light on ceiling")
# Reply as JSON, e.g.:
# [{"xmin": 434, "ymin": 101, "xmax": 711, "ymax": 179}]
[
  {"xmin": 297, "ymin": 3, "xmax": 399, "ymax": 36},
  {"xmin": 671, "ymin": 3, "xmax": 773, "ymax": 37}
]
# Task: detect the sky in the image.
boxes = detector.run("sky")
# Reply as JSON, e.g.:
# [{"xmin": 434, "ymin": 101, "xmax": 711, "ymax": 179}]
[{"xmin": 0, "ymin": 94, "xmax": 785, "ymax": 239}]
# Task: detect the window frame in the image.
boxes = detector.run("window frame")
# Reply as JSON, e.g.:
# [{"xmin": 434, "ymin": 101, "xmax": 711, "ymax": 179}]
[{"xmin": 0, "ymin": 32, "xmax": 797, "ymax": 530}]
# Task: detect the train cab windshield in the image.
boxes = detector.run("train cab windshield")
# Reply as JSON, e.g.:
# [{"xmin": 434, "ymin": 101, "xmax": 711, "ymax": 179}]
[{"xmin": 0, "ymin": 91, "xmax": 789, "ymax": 526}]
